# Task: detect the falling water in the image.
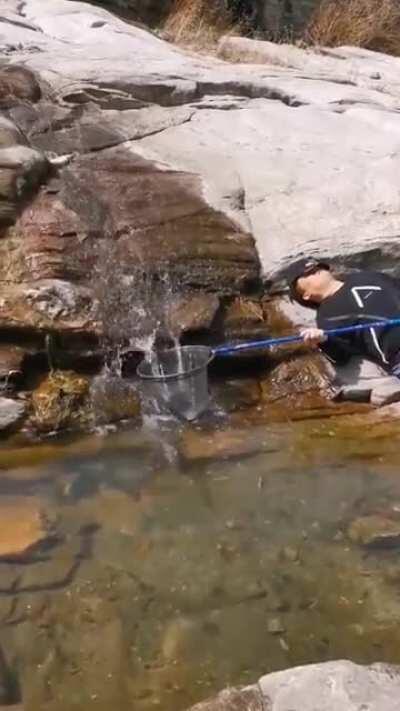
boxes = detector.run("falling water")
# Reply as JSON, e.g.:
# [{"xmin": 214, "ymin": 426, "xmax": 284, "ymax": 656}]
[{"xmin": 85, "ymin": 228, "xmax": 189, "ymax": 430}]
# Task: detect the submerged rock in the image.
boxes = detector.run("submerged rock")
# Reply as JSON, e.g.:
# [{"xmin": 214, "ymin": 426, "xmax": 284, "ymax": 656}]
[
  {"xmin": 90, "ymin": 374, "xmax": 141, "ymax": 425},
  {"xmin": 348, "ymin": 515, "xmax": 400, "ymax": 548},
  {"xmin": 213, "ymin": 378, "xmax": 261, "ymax": 412},
  {"xmin": 179, "ymin": 426, "xmax": 277, "ymax": 462},
  {"xmin": 0, "ymin": 497, "xmax": 57, "ymax": 561}
]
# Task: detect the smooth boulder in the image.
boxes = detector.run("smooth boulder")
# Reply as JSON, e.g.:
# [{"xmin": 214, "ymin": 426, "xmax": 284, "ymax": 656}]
[{"xmin": 187, "ymin": 661, "xmax": 400, "ymax": 710}]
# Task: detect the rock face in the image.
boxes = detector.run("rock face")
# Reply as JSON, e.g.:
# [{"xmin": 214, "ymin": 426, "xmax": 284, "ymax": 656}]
[
  {"xmin": 1, "ymin": 0, "xmax": 400, "ymax": 430},
  {"xmin": 2, "ymin": 1, "xmax": 400, "ymax": 297},
  {"xmin": 187, "ymin": 661, "xmax": 400, "ymax": 711}
]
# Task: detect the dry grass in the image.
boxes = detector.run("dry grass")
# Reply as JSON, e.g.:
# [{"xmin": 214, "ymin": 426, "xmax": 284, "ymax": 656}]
[
  {"xmin": 305, "ymin": 0, "xmax": 400, "ymax": 56},
  {"xmin": 164, "ymin": 0, "xmax": 240, "ymax": 49}
]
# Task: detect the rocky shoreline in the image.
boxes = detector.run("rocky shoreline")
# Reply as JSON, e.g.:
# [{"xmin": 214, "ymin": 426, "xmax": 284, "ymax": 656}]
[{"xmin": 1, "ymin": 0, "xmax": 400, "ymax": 436}]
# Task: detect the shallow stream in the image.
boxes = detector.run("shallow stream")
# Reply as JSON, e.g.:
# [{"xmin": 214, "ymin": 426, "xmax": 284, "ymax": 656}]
[{"xmin": 2, "ymin": 400, "xmax": 400, "ymax": 710}]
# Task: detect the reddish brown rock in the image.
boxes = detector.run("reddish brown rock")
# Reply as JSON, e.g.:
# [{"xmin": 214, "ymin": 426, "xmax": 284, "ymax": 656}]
[
  {"xmin": 0, "ymin": 146, "xmax": 258, "ymax": 346},
  {"xmin": 261, "ymin": 352, "xmax": 336, "ymax": 403},
  {"xmin": 0, "ymin": 497, "xmax": 56, "ymax": 561},
  {"xmin": 223, "ymin": 297, "xmax": 265, "ymax": 339},
  {"xmin": 166, "ymin": 292, "xmax": 220, "ymax": 336},
  {"xmin": 0, "ymin": 282, "xmax": 95, "ymax": 336}
]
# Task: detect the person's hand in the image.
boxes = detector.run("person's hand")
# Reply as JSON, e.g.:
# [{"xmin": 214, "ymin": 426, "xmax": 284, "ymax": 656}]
[{"xmin": 300, "ymin": 328, "xmax": 327, "ymax": 348}]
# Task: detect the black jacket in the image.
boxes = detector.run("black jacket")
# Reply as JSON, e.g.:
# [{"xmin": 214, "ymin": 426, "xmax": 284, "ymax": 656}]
[{"xmin": 316, "ymin": 271, "xmax": 400, "ymax": 369}]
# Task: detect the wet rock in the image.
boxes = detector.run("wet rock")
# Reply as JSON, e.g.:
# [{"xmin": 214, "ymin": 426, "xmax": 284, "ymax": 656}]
[
  {"xmin": 258, "ymin": 660, "xmax": 400, "ymax": 711},
  {"xmin": 167, "ymin": 292, "xmax": 220, "ymax": 336},
  {"xmin": 186, "ymin": 687, "xmax": 263, "ymax": 711},
  {"xmin": 213, "ymin": 378, "xmax": 261, "ymax": 413},
  {"xmin": 0, "ymin": 282, "xmax": 95, "ymax": 336},
  {"xmin": 223, "ymin": 297, "xmax": 266, "ymax": 340},
  {"xmin": 245, "ymin": 352, "xmax": 372, "ymax": 423},
  {"xmin": 31, "ymin": 370, "xmax": 90, "ymax": 433},
  {"xmin": 261, "ymin": 352, "xmax": 336, "ymax": 402},
  {"xmin": 0, "ymin": 497, "xmax": 57, "ymax": 561},
  {"xmin": 0, "ymin": 346, "xmax": 26, "ymax": 388},
  {"xmin": 0, "ymin": 398, "xmax": 26, "ymax": 434},
  {"xmin": 348, "ymin": 515, "xmax": 400, "ymax": 549},
  {"xmin": 90, "ymin": 374, "xmax": 141, "ymax": 425}
]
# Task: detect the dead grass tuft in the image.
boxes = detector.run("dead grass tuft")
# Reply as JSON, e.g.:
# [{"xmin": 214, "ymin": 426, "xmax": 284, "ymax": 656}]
[
  {"xmin": 164, "ymin": 0, "xmax": 241, "ymax": 49},
  {"xmin": 305, "ymin": 0, "xmax": 400, "ymax": 56}
]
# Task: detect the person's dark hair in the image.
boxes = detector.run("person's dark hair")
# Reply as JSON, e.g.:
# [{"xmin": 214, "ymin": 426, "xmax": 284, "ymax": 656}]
[{"xmin": 289, "ymin": 265, "xmax": 330, "ymax": 309}]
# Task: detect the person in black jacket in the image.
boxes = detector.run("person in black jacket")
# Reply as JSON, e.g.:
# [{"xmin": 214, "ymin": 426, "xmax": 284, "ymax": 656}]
[{"xmin": 286, "ymin": 258, "xmax": 400, "ymax": 377}]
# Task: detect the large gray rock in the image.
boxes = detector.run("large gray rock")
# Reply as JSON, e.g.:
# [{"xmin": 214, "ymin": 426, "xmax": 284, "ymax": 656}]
[
  {"xmin": 187, "ymin": 661, "xmax": 400, "ymax": 710},
  {"xmin": 258, "ymin": 661, "xmax": 400, "ymax": 710},
  {"xmin": 0, "ymin": 397, "xmax": 26, "ymax": 432}
]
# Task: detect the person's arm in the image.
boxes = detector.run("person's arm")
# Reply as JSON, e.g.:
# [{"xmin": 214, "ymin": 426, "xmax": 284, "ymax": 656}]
[{"xmin": 300, "ymin": 327, "xmax": 353, "ymax": 365}]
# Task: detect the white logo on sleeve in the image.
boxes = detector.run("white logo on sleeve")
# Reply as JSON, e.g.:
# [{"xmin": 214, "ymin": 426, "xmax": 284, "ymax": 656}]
[{"xmin": 351, "ymin": 285, "xmax": 388, "ymax": 364}]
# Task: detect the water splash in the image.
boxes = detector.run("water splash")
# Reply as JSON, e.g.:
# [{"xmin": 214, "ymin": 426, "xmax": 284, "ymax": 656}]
[{"xmin": 86, "ymin": 232, "xmax": 187, "ymax": 426}]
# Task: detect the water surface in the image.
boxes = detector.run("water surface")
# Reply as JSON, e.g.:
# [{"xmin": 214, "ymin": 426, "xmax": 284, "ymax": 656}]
[{"xmin": 1, "ymin": 413, "xmax": 400, "ymax": 710}]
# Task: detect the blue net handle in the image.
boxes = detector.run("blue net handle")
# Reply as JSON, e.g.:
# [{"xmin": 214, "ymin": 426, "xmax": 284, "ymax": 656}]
[{"xmin": 214, "ymin": 317, "xmax": 400, "ymax": 356}]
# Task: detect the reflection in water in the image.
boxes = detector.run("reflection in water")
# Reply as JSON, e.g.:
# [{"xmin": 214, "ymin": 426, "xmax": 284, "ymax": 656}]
[{"xmin": 1, "ymin": 420, "xmax": 400, "ymax": 710}]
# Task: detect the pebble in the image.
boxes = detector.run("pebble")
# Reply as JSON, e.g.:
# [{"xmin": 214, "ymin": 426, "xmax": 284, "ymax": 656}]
[
  {"xmin": 279, "ymin": 637, "xmax": 290, "ymax": 651},
  {"xmin": 225, "ymin": 519, "xmax": 241, "ymax": 531},
  {"xmin": 282, "ymin": 546, "xmax": 299, "ymax": 562},
  {"xmin": 268, "ymin": 617, "xmax": 286, "ymax": 635}
]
